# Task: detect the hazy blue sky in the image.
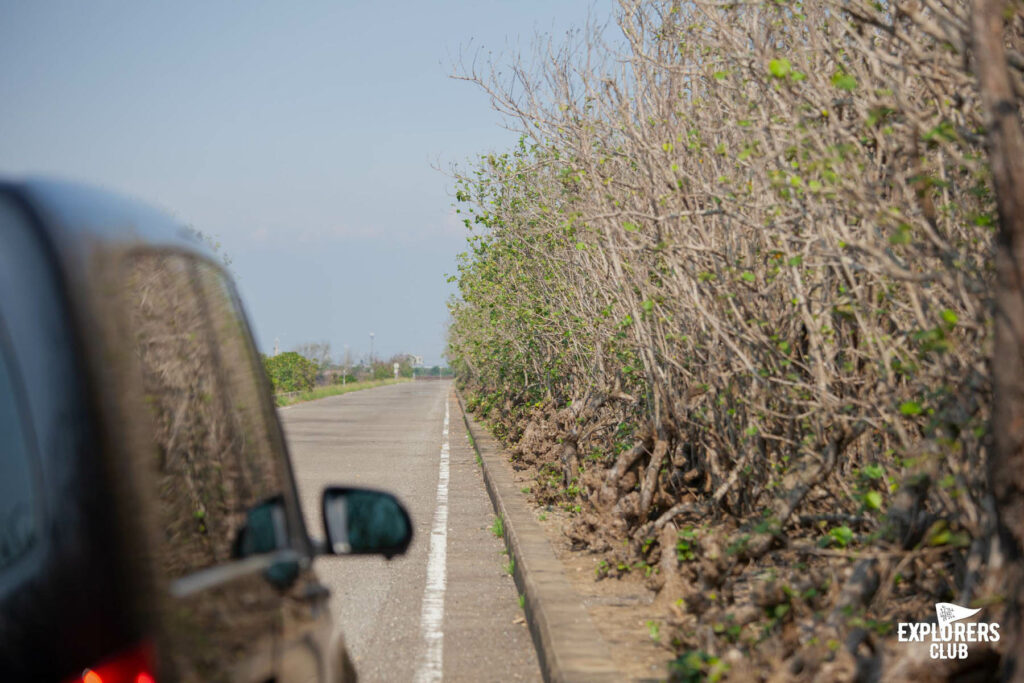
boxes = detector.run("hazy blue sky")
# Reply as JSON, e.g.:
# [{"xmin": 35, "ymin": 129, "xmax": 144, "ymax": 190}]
[{"xmin": 0, "ymin": 0, "xmax": 604, "ymax": 365}]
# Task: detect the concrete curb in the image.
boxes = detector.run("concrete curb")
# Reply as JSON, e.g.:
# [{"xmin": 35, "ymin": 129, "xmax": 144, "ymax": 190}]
[{"xmin": 454, "ymin": 388, "xmax": 621, "ymax": 683}]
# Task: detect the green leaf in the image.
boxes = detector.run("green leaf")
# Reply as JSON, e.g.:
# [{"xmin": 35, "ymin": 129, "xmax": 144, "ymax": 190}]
[
  {"xmin": 713, "ymin": 70, "xmax": 728, "ymax": 81},
  {"xmin": 928, "ymin": 528, "xmax": 952, "ymax": 547},
  {"xmin": 863, "ymin": 464, "xmax": 884, "ymax": 479},
  {"xmin": 741, "ymin": 271, "xmax": 756, "ymax": 282},
  {"xmin": 623, "ymin": 221, "xmax": 640, "ymax": 232},
  {"xmin": 889, "ymin": 223, "xmax": 912, "ymax": 245},
  {"xmin": 940, "ymin": 309, "xmax": 958, "ymax": 326},
  {"xmin": 832, "ymin": 72, "xmax": 858, "ymax": 91},
  {"xmin": 574, "ymin": 241, "xmax": 586, "ymax": 250},
  {"xmin": 829, "ymin": 525, "xmax": 854, "ymax": 548},
  {"xmin": 864, "ymin": 491, "xmax": 883, "ymax": 510},
  {"xmin": 899, "ymin": 401, "xmax": 922, "ymax": 416},
  {"xmin": 769, "ymin": 58, "xmax": 792, "ymax": 78},
  {"xmin": 923, "ymin": 120, "xmax": 957, "ymax": 143},
  {"xmin": 641, "ymin": 300, "xmax": 654, "ymax": 312}
]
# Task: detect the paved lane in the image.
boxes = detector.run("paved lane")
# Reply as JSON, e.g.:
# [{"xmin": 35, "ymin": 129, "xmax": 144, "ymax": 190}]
[{"xmin": 280, "ymin": 381, "xmax": 540, "ymax": 682}]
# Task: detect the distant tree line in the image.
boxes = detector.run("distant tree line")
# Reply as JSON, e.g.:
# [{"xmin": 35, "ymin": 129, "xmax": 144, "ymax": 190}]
[{"xmin": 261, "ymin": 345, "xmax": 445, "ymax": 392}]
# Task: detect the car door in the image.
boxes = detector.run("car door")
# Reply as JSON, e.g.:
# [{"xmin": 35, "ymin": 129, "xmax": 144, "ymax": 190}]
[{"xmin": 111, "ymin": 251, "xmax": 312, "ymax": 682}]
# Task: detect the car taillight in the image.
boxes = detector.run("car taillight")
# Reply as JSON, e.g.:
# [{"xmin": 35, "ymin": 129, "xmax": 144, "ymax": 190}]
[{"xmin": 65, "ymin": 641, "xmax": 156, "ymax": 683}]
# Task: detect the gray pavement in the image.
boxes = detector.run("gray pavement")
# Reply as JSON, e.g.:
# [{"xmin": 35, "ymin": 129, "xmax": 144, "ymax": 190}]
[{"xmin": 280, "ymin": 381, "xmax": 541, "ymax": 682}]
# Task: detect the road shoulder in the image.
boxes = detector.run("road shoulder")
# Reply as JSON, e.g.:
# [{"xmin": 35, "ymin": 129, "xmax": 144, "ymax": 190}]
[
  {"xmin": 443, "ymin": 390, "xmax": 542, "ymax": 681},
  {"xmin": 455, "ymin": 389, "xmax": 621, "ymax": 683}
]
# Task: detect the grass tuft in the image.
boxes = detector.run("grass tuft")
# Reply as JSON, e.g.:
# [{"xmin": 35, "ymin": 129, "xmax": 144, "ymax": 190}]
[{"xmin": 490, "ymin": 514, "xmax": 505, "ymax": 538}]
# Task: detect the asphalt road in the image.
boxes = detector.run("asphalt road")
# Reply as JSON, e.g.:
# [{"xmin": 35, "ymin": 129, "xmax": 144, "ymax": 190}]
[{"xmin": 280, "ymin": 380, "xmax": 541, "ymax": 682}]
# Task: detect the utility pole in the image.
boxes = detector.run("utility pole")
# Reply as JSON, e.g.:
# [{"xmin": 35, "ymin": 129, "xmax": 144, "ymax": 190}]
[
  {"xmin": 369, "ymin": 332, "xmax": 375, "ymax": 366},
  {"xmin": 273, "ymin": 337, "xmax": 279, "ymax": 356},
  {"xmin": 343, "ymin": 344, "xmax": 349, "ymax": 386}
]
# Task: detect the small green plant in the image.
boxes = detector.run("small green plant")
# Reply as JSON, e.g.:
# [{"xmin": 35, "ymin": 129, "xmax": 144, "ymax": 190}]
[
  {"xmin": 521, "ymin": 486, "xmax": 531, "ymax": 494},
  {"xmin": 676, "ymin": 526, "xmax": 698, "ymax": 562},
  {"xmin": 854, "ymin": 464, "xmax": 886, "ymax": 511},
  {"xmin": 668, "ymin": 650, "xmax": 727, "ymax": 683},
  {"xmin": 713, "ymin": 620, "xmax": 743, "ymax": 643},
  {"xmin": 635, "ymin": 562, "xmax": 656, "ymax": 577},
  {"xmin": 193, "ymin": 507, "xmax": 207, "ymax": 533},
  {"xmin": 646, "ymin": 619, "xmax": 661, "ymax": 643},
  {"xmin": 518, "ymin": 594, "xmax": 525, "ymax": 609},
  {"xmin": 504, "ymin": 557, "xmax": 515, "ymax": 575},
  {"xmin": 490, "ymin": 515, "xmax": 505, "ymax": 538},
  {"xmin": 727, "ymin": 533, "xmax": 751, "ymax": 556},
  {"xmin": 538, "ymin": 511, "xmax": 547, "ymax": 521}
]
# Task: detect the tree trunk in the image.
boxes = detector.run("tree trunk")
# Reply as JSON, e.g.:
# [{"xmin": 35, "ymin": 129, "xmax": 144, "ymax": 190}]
[{"xmin": 972, "ymin": 1, "xmax": 1024, "ymax": 678}]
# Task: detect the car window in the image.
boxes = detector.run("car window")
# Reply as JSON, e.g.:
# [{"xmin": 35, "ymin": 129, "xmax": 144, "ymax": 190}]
[
  {"xmin": 121, "ymin": 253, "xmax": 288, "ymax": 578},
  {"xmin": 0, "ymin": 328, "xmax": 38, "ymax": 572}
]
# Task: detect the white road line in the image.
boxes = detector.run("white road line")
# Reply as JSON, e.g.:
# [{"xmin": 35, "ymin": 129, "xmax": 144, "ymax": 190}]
[{"xmin": 414, "ymin": 398, "xmax": 450, "ymax": 683}]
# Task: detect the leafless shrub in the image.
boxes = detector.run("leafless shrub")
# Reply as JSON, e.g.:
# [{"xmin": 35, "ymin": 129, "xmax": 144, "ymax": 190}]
[{"xmin": 450, "ymin": 0, "xmax": 1024, "ymax": 676}]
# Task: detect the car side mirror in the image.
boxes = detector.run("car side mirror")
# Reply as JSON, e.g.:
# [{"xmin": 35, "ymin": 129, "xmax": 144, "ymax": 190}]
[
  {"xmin": 321, "ymin": 487, "xmax": 412, "ymax": 559},
  {"xmin": 231, "ymin": 495, "xmax": 299, "ymax": 588},
  {"xmin": 233, "ymin": 495, "xmax": 289, "ymax": 557}
]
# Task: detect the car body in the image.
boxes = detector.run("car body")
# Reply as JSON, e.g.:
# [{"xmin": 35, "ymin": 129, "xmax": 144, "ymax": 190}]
[{"xmin": 0, "ymin": 179, "xmax": 411, "ymax": 682}]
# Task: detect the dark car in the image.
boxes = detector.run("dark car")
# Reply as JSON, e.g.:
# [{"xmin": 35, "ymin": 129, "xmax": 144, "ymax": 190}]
[{"xmin": 0, "ymin": 179, "xmax": 412, "ymax": 682}]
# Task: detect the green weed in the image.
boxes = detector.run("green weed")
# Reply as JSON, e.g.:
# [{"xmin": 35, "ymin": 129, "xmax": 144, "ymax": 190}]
[{"xmin": 490, "ymin": 515, "xmax": 505, "ymax": 538}]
